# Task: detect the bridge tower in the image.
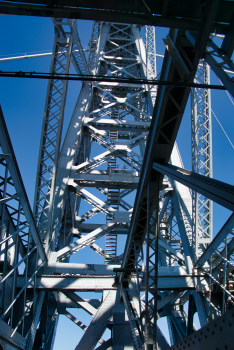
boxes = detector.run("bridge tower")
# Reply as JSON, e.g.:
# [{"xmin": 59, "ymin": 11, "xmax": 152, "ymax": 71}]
[{"xmin": 1, "ymin": 4, "xmax": 234, "ymax": 349}]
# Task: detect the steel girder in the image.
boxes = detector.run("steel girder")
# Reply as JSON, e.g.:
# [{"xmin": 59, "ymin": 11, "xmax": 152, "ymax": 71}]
[
  {"xmin": 205, "ymin": 38, "xmax": 234, "ymax": 98},
  {"xmin": 33, "ymin": 18, "xmax": 88, "ymax": 254},
  {"xmin": 74, "ymin": 290, "xmax": 118, "ymax": 350},
  {"xmin": 0, "ymin": 0, "xmax": 234, "ymax": 35},
  {"xmin": 49, "ymin": 22, "xmax": 110, "ymax": 253},
  {"xmin": 119, "ymin": 3, "xmax": 219, "ymax": 347},
  {"xmin": 0, "ymin": 108, "xmax": 47, "ymax": 349},
  {"xmin": 121, "ymin": 0, "xmax": 218, "ymax": 280},
  {"xmin": 145, "ymin": 25, "xmax": 157, "ymax": 106},
  {"xmin": 153, "ymin": 163, "xmax": 234, "ymax": 213},
  {"xmin": 191, "ymin": 61, "xmax": 213, "ymax": 259}
]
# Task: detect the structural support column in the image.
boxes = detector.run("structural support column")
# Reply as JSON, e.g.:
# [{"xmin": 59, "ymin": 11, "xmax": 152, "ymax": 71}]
[
  {"xmin": 145, "ymin": 25, "xmax": 157, "ymax": 105},
  {"xmin": 145, "ymin": 174, "xmax": 160, "ymax": 350},
  {"xmin": 33, "ymin": 19, "xmax": 74, "ymax": 253},
  {"xmin": 191, "ymin": 60, "xmax": 213, "ymax": 259},
  {"xmin": 75, "ymin": 290, "xmax": 118, "ymax": 350}
]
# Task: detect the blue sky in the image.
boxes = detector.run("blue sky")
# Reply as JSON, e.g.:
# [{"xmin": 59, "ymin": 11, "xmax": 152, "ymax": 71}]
[{"xmin": 1, "ymin": 15, "xmax": 234, "ymax": 348}]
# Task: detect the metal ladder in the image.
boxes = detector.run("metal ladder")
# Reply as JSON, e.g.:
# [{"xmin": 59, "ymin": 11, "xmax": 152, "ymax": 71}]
[{"xmin": 105, "ymin": 111, "xmax": 120, "ymax": 264}]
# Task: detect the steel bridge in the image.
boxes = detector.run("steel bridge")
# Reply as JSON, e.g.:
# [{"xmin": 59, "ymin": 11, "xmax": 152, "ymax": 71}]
[{"xmin": 1, "ymin": 1, "xmax": 234, "ymax": 349}]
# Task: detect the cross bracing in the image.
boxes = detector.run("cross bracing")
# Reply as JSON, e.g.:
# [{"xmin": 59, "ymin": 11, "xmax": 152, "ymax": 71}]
[{"xmin": 1, "ymin": 2, "xmax": 234, "ymax": 349}]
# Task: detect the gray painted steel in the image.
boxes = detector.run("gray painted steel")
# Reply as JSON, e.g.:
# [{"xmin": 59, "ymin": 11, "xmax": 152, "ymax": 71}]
[{"xmin": 1, "ymin": 2, "xmax": 234, "ymax": 349}]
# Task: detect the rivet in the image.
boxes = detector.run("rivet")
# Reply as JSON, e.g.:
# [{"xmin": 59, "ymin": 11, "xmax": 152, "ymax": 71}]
[
  {"xmin": 212, "ymin": 331, "xmax": 214, "ymax": 335},
  {"xmin": 229, "ymin": 321, "xmax": 232, "ymax": 326},
  {"xmin": 198, "ymin": 338, "xmax": 201, "ymax": 342},
  {"xmin": 207, "ymin": 327, "xmax": 209, "ymax": 331},
  {"xmin": 214, "ymin": 323, "xmax": 217, "ymax": 327},
  {"xmin": 223, "ymin": 318, "xmax": 225, "ymax": 323},
  {"xmin": 193, "ymin": 341, "xmax": 195, "ymax": 344},
  {"xmin": 201, "ymin": 331, "xmax": 203, "ymax": 335},
  {"xmin": 205, "ymin": 335, "xmax": 207, "ymax": 338},
  {"xmin": 225, "ymin": 345, "xmax": 228, "ymax": 349},
  {"xmin": 220, "ymin": 327, "xmax": 222, "ymax": 331}
]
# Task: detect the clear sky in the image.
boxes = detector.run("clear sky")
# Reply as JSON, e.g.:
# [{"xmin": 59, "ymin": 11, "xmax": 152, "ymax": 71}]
[{"xmin": 1, "ymin": 15, "xmax": 234, "ymax": 349}]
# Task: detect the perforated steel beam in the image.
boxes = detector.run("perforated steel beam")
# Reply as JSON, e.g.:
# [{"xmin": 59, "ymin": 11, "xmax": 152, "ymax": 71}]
[{"xmin": 167, "ymin": 306, "xmax": 234, "ymax": 350}]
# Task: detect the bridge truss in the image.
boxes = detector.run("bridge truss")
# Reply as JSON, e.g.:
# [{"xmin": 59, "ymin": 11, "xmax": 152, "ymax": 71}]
[{"xmin": 1, "ymin": 1, "xmax": 234, "ymax": 349}]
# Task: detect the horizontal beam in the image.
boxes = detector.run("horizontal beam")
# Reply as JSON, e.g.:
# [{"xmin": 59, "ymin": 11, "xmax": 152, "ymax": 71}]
[
  {"xmin": 153, "ymin": 162, "xmax": 234, "ymax": 212},
  {"xmin": 84, "ymin": 118, "xmax": 150, "ymax": 131},
  {"xmin": 13, "ymin": 267, "xmax": 206, "ymax": 290},
  {"xmin": 45, "ymin": 263, "xmax": 121, "ymax": 276},
  {"xmin": 74, "ymin": 223, "xmax": 128, "ymax": 234},
  {"xmin": 0, "ymin": 49, "xmax": 89, "ymax": 62},
  {"xmin": 16, "ymin": 275, "xmax": 197, "ymax": 290},
  {"xmin": 71, "ymin": 171, "xmax": 139, "ymax": 189},
  {"xmin": 0, "ymin": 0, "xmax": 232, "ymax": 33},
  {"xmin": 46, "ymin": 264, "xmax": 189, "ymax": 277},
  {"xmin": 0, "ymin": 71, "xmax": 228, "ymax": 90},
  {"xmin": 19, "ymin": 275, "xmax": 116, "ymax": 291}
]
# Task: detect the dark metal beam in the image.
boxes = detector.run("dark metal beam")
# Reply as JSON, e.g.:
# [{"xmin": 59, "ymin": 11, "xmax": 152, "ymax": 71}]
[
  {"xmin": 205, "ymin": 39, "xmax": 234, "ymax": 98},
  {"xmin": 221, "ymin": 10, "xmax": 234, "ymax": 58},
  {"xmin": 0, "ymin": 71, "xmax": 227, "ymax": 90},
  {"xmin": 0, "ymin": 0, "xmax": 232, "ymax": 34},
  {"xmin": 195, "ymin": 213, "xmax": 234, "ymax": 268},
  {"xmin": 153, "ymin": 162, "xmax": 234, "ymax": 212},
  {"xmin": 120, "ymin": 0, "xmax": 219, "ymax": 281}
]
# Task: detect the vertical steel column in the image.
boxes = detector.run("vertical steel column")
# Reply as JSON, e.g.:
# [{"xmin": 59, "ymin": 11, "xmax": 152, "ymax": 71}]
[
  {"xmin": 105, "ymin": 120, "xmax": 119, "ymax": 265},
  {"xmin": 145, "ymin": 177, "xmax": 159, "ymax": 350},
  {"xmin": 88, "ymin": 21, "xmax": 101, "ymax": 74},
  {"xmin": 191, "ymin": 60, "xmax": 213, "ymax": 259},
  {"xmin": 33, "ymin": 19, "xmax": 74, "ymax": 253},
  {"xmin": 25, "ymin": 292, "xmax": 45, "ymax": 350},
  {"xmin": 145, "ymin": 26, "xmax": 157, "ymax": 106},
  {"xmin": 10, "ymin": 200, "xmax": 20, "ymax": 327},
  {"xmin": 222, "ymin": 237, "xmax": 227, "ymax": 314},
  {"xmin": 134, "ymin": 240, "xmax": 145, "ymax": 336},
  {"xmin": 0, "ymin": 155, "xmax": 8, "ymax": 316}
]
